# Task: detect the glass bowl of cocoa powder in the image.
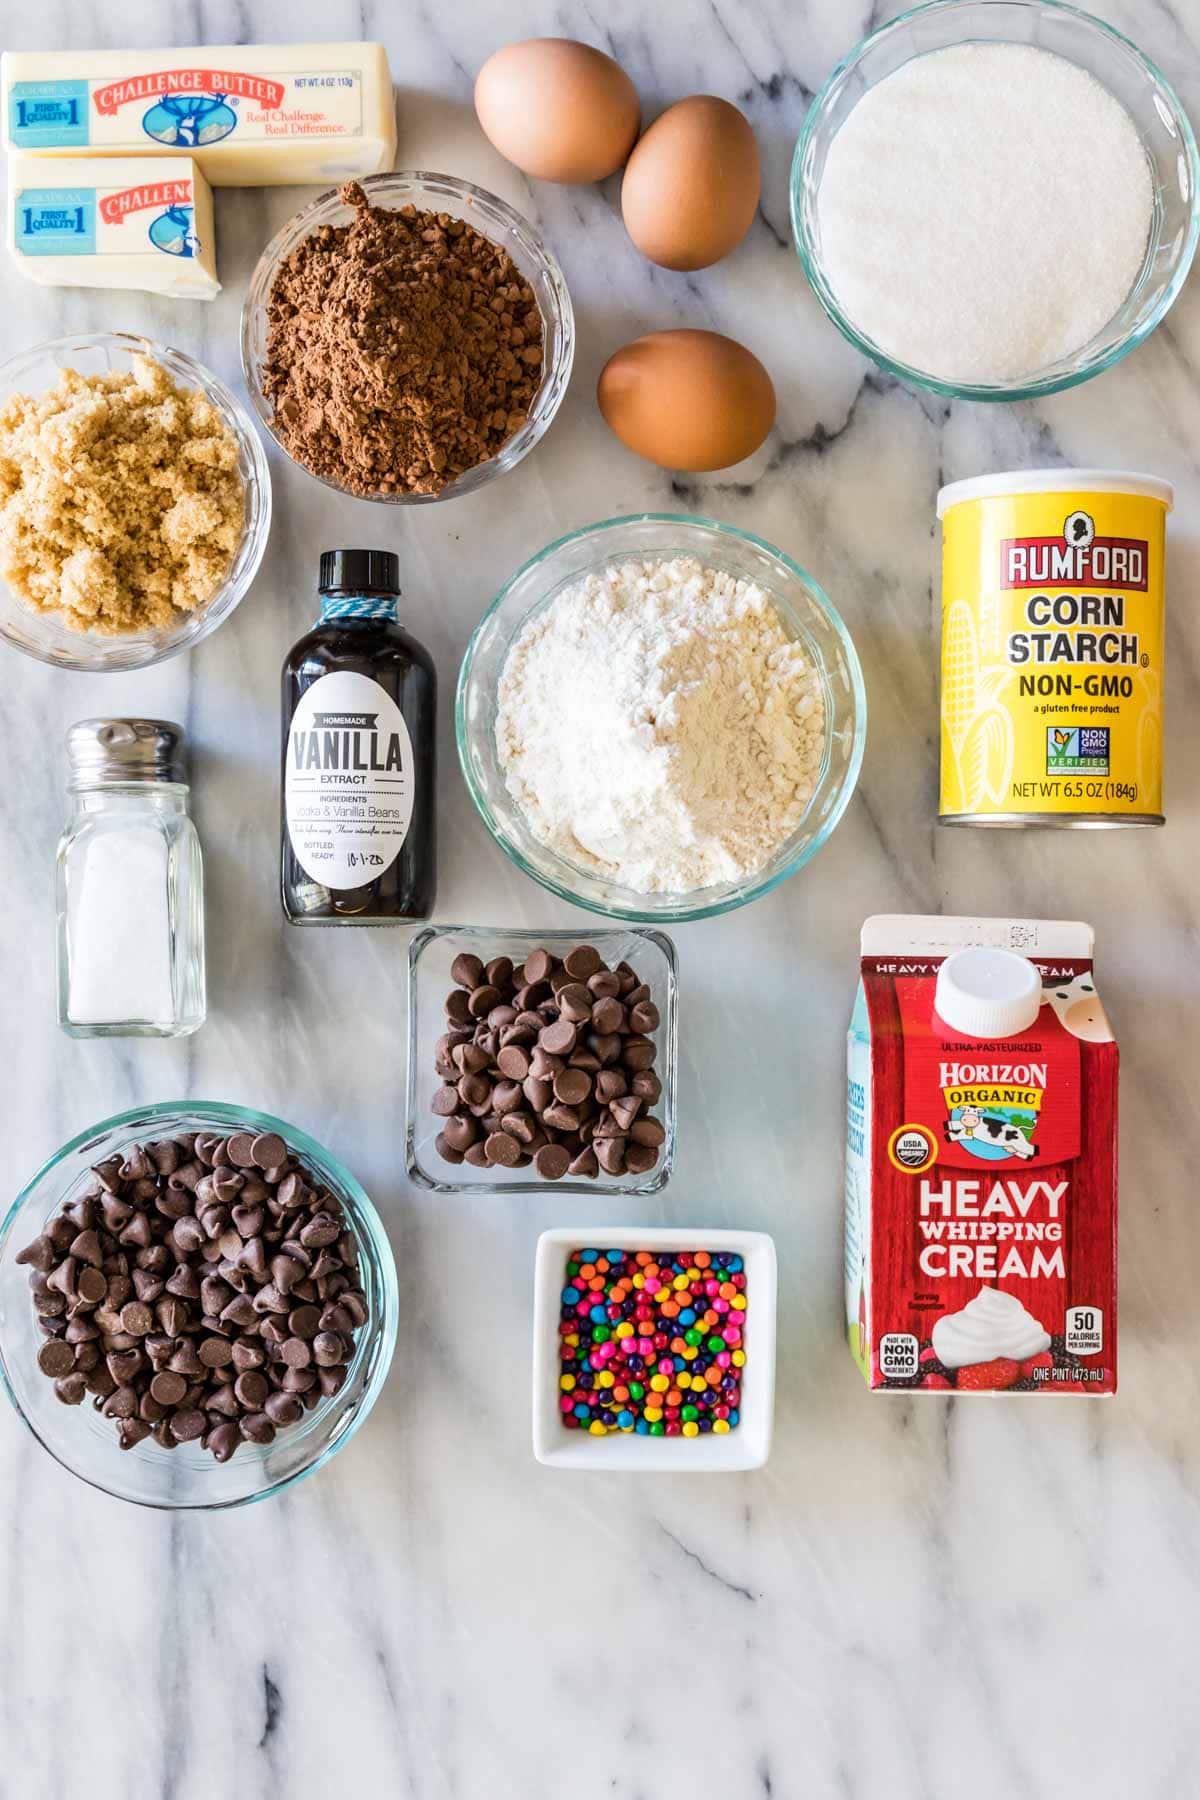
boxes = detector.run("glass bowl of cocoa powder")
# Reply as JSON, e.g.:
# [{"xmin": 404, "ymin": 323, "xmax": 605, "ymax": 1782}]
[{"xmin": 241, "ymin": 172, "xmax": 575, "ymax": 504}]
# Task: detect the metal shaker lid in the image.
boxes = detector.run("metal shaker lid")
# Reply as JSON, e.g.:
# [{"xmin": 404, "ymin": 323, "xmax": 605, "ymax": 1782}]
[{"xmin": 66, "ymin": 718, "xmax": 188, "ymax": 786}]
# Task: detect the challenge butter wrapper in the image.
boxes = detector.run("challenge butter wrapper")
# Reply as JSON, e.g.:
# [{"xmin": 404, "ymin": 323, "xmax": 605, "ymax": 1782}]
[
  {"xmin": 9, "ymin": 155, "xmax": 219, "ymax": 298},
  {"xmin": 845, "ymin": 915, "xmax": 1117, "ymax": 1396},
  {"xmin": 2, "ymin": 43, "xmax": 396, "ymax": 186}
]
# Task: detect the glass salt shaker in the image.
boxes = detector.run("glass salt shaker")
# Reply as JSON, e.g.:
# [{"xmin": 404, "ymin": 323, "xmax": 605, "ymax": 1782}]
[{"xmin": 56, "ymin": 718, "xmax": 206, "ymax": 1037}]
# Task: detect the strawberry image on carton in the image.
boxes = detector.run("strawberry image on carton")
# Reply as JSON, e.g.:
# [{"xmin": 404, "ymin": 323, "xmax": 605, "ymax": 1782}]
[{"xmin": 845, "ymin": 916, "xmax": 1117, "ymax": 1395}]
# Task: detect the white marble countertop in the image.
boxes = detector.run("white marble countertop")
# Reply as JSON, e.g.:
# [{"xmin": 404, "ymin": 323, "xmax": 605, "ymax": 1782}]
[{"xmin": 2, "ymin": 3, "xmax": 1200, "ymax": 1796}]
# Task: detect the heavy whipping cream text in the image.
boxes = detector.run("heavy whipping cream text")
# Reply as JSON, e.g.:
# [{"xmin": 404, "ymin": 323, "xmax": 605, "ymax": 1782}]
[
  {"xmin": 845, "ymin": 917, "xmax": 1118, "ymax": 1395},
  {"xmin": 918, "ymin": 1175, "xmax": 1066, "ymax": 1280}
]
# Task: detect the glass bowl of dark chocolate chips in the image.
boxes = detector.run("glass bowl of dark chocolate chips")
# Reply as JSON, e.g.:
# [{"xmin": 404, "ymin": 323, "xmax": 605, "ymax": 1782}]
[{"xmin": 0, "ymin": 1103, "xmax": 397, "ymax": 1509}]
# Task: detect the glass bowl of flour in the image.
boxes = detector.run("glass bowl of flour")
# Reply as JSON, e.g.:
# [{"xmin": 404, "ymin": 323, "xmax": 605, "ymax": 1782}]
[
  {"xmin": 790, "ymin": 0, "xmax": 1200, "ymax": 399},
  {"xmin": 456, "ymin": 514, "xmax": 866, "ymax": 922}
]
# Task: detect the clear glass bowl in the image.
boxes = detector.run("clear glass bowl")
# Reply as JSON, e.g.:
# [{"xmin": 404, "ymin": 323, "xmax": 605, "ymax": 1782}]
[
  {"xmin": 0, "ymin": 333, "xmax": 271, "ymax": 671},
  {"xmin": 455, "ymin": 514, "xmax": 867, "ymax": 923},
  {"xmin": 0, "ymin": 1102, "xmax": 397, "ymax": 1510},
  {"xmin": 240, "ymin": 171, "xmax": 575, "ymax": 504},
  {"xmin": 407, "ymin": 925, "xmax": 676, "ymax": 1195},
  {"xmin": 790, "ymin": 0, "xmax": 1200, "ymax": 401}
]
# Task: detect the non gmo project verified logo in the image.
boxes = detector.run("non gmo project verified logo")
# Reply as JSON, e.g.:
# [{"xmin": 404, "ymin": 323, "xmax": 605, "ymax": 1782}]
[{"xmin": 1047, "ymin": 725, "xmax": 1109, "ymax": 775}]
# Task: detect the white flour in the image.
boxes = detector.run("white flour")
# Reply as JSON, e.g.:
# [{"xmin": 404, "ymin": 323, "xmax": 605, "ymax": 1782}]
[
  {"xmin": 816, "ymin": 43, "xmax": 1153, "ymax": 384},
  {"xmin": 495, "ymin": 556, "xmax": 825, "ymax": 894}
]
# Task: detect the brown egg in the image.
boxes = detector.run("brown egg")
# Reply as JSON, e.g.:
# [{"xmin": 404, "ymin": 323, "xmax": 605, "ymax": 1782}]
[
  {"xmin": 474, "ymin": 39, "xmax": 640, "ymax": 184},
  {"xmin": 597, "ymin": 329, "xmax": 776, "ymax": 471},
  {"xmin": 621, "ymin": 95, "xmax": 760, "ymax": 270}
]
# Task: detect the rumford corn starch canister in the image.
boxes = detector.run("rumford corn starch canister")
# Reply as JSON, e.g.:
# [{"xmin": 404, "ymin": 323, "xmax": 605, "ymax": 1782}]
[{"xmin": 938, "ymin": 470, "xmax": 1172, "ymax": 827}]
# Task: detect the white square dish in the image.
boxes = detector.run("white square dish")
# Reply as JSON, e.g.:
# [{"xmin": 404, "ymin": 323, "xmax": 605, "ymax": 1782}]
[{"xmin": 532, "ymin": 1226, "xmax": 777, "ymax": 1471}]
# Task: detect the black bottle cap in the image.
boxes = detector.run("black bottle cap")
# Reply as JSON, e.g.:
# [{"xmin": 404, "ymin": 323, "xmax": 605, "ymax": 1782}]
[{"xmin": 319, "ymin": 549, "xmax": 401, "ymax": 596}]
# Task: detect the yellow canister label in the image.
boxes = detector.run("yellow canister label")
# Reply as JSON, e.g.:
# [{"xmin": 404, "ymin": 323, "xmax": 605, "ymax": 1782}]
[{"xmin": 939, "ymin": 485, "xmax": 1167, "ymax": 820}]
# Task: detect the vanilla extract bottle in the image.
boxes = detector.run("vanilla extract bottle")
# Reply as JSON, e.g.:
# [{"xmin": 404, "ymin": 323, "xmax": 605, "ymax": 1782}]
[{"xmin": 281, "ymin": 549, "xmax": 436, "ymax": 925}]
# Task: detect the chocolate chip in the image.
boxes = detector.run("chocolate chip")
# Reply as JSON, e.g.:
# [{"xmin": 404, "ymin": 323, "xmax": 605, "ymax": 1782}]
[
  {"xmin": 265, "ymin": 1391, "xmax": 303, "ymax": 1426},
  {"xmin": 120, "ymin": 1301, "xmax": 154, "ymax": 1337},
  {"xmin": 451, "ymin": 952, "xmax": 485, "ymax": 988},
  {"xmin": 496, "ymin": 1044, "xmax": 531, "ymax": 1080},
  {"xmin": 54, "ymin": 1373, "xmax": 87, "ymax": 1406},
  {"xmin": 624, "ymin": 1142, "xmax": 660, "ymax": 1175},
  {"xmin": 468, "ymin": 984, "xmax": 502, "ymax": 1018},
  {"xmin": 595, "ymin": 1138, "xmax": 627, "ymax": 1175},
  {"xmin": 313, "ymin": 1332, "xmax": 345, "ymax": 1367},
  {"xmin": 631, "ymin": 1070, "xmax": 662, "ymax": 1103},
  {"xmin": 234, "ymin": 1371, "xmax": 269, "ymax": 1410},
  {"xmin": 37, "ymin": 1340, "xmax": 75, "ymax": 1379},
  {"xmin": 485, "ymin": 1131, "xmax": 521, "ymax": 1167},
  {"xmin": 524, "ymin": 949, "xmax": 554, "ymax": 984},
  {"xmin": 553, "ymin": 1067, "xmax": 591, "ymax": 1107},
  {"xmin": 563, "ymin": 945, "xmax": 603, "ymax": 980},
  {"xmin": 440, "ymin": 1115, "xmax": 477, "ymax": 1154},
  {"xmin": 589, "ymin": 996, "xmax": 624, "ymax": 1035},
  {"xmin": 150, "ymin": 1371, "xmax": 188, "ymax": 1407},
  {"xmin": 169, "ymin": 1409, "xmax": 207, "ymax": 1443},
  {"xmin": 251, "ymin": 1133, "xmax": 287, "ymax": 1171},
  {"xmin": 610, "ymin": 1095, "xmax": 643, "ymax": 1132},
  {"xmin": 76, "ymin": 1266, "xmax": 108, "ymax": 1305},
  {"xmin": 240, "ymin": 1413, "xmax": 276, "ymax": 1445},
  {"xmin": 533, "ymin": 1144, "xmax": 571, "ymax": 1181},
  {"xmin": 224, "ymin": 1132, "xmax": 258, "ymax": 1169},
  {"xmin": 539, "ymin": 1019, "xmax": 577, "ymax": 1056}
]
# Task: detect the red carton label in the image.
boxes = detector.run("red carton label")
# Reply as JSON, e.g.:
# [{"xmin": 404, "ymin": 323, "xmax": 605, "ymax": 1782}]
[{"xmin": 846, "ymin": 922, "xmax": 1117, "ymax": 1396}]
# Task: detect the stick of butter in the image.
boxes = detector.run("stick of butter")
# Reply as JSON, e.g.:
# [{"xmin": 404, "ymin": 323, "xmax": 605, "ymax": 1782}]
[
  {"xmin": 9, "ymin": 156, "xmax": 220, "ymax": 298},
  {"xmin": 2, "ymin": 43, "xmax": 396, "ymax": 186}
]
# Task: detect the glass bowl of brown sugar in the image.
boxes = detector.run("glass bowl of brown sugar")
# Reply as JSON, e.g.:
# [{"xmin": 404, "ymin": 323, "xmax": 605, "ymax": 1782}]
[{"xmin": 240, "ymin": 171, "xmax": 575, "ymax": 505}]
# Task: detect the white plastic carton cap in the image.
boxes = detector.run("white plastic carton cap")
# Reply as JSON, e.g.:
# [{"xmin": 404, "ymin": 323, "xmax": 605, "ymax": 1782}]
[{"xmin": 934, "ymin": 947, "xmax": 1042, "ymax": 1040}]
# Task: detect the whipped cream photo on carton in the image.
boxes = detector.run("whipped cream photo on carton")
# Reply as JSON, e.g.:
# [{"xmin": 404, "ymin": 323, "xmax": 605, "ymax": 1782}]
[{"xmin": 846, "ymin": 916, "xmax": 1117, "ymax": 1395}]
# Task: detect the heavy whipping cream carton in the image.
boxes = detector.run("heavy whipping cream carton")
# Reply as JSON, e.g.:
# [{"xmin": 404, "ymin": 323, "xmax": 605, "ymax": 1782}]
[{"xmin": 846, "ymin": 916, "xmax": 1117, "ymax": 1394}]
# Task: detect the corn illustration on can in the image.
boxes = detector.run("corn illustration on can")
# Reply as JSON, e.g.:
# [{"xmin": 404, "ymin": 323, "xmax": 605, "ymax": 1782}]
[{"xmin": 938, "ymin": 470, "xmax": 1172, "ymax": 827}]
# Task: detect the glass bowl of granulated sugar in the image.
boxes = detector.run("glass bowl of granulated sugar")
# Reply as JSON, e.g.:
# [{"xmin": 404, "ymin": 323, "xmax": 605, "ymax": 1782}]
[
  {"xmin": 791, "ymin": 0, "xmax": 1200, "ymax": 400},
  {"xmin": 456, "ymin": 514, "xmax": 867, "ymax": 924}
]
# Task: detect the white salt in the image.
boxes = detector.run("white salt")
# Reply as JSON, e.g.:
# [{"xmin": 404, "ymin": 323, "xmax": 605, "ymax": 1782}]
[
  {"xmin": 67, "ymin": 828, "xmax": 175, "ymax": 1024},
  {"xmin": 815, "ymin": 43, "xmax": 1153, "ymax": 384}
]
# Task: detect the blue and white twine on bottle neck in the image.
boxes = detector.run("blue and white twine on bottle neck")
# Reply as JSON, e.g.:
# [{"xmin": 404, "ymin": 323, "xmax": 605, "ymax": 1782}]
[{"xmin": 320, "ymin": 594, "xmax": 398, "ymax": 621}]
